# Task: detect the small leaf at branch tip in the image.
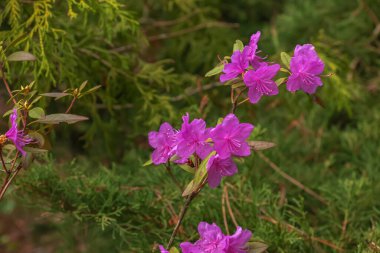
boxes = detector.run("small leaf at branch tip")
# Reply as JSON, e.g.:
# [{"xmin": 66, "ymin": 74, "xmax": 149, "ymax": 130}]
[
  {"xmin": 280, "ymin": 52, "xmax": 291, "ymax": 69},
  {"xmin": 28, "ymin": 107, "xmax": 45, "ymax": 119},
  {"xmin": 143, "ymin": 159, "xmax": 153, "ymax": 167},
  {"xmin": 169, "ymin": 247, "xmax": 180, "ymax": 253},
  {"xmin": 205, "ymin": 64, "xmax": 224, "ymax": 77},
  {"xmin": 182, "ymin": 180, "xmax": 194, "ymax": 197},
  {"xmin": 248, "ymin": 141, "xmax": 276, "ymax": 151},
  {"xmin": 178, "ymin": 164, "xmax": 195, "ymax": 173},
  {"xmin": 275, "ymin": 77, "xmax": 287, "ymax": 86},
  {"xmin": 23, "ymin": 147, "xmax": 48, "ymax": 153},
  {"xmin": 35, "ymin": 114, "xmax": 88, "ymax": 124},
  {"xmin": 79, "ymin": 80, "xmax": 88, "ymax": 92},
  {"xmin": 7, "ymin": 51, "xmax": 37, "ymax": 62},
  {"xmin": 247, "ymin": 241, "xmax": 269, "ymax": 253},
  {"xmin": 233, "ymin": 40, "xmax": 244, "ymax": 52}
]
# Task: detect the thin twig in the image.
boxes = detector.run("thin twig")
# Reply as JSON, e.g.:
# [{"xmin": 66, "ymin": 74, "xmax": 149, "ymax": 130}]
[
  {"xmin": 0, "ymin": 150, "xmax": 8, "ymax": 173},
  {"xmin": 257, "ymin": 151, "xmax": 328, "ymax": 205},
  {"xmin": 221, "ymin": 187, "xmax": 230, "ymax": 235},
  {"xmin": 259, "ymin": 213, "xmax": 344, "ymax": 252},
  {"xmin": 0, "ymin": 64, "xmax": 17, "ymax": 105},
  {"xmin": 224, "ymin": 185, "xmax": 238, "ymax": 228},
  {"xmin": 0, "ymin": 163, "xmax": 22, "ymax": 200},
  {"xmin": 65, "ymin": 96, "xmax": 77, "ymax": 114}
]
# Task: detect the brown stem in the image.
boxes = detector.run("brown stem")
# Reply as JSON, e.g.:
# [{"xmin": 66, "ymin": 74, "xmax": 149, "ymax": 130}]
[
  {"xmin": 257, "ymin": 151, "xmax": 328, "ymax": 205},
  {"xmin": 0, "ymin": 64, "xmax": 17, "ymax": 105},
  {"xmin": 166, "ymin": 180, "xmax": 207, "ymax": 249},
  {"xmin": 65, "ymin": 96, "xmax": 77, "ymax": 114},
  {"xmin": 0, "ymin": 150, "xmax": 8, "ymax": 173},
  {"xmin": 165, "ymin": 163, "xmax": 183, "ymax": 192},
  {"xmin": 0, "ymin": 164, "xmax": 22, "ymax": 201},
  {"xmin": 231, "ymin": 87, "xmax": 246, "ymax": 114}
]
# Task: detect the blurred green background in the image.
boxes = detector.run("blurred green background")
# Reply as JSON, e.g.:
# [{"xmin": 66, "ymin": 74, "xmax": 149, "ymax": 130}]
[{"xmin": 0, "ymin": 0, "xmax": 379, "ymax": 252}]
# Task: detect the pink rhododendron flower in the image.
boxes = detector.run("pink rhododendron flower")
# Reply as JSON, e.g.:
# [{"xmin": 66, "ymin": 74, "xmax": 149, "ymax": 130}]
[
  {"xmin": 210, "ymin": 114, "xmax": 254, "ymax": 159},
  {"xmin": 242, "ymin": 31, "xmax": 263, "ymax": 68},
  {"xmin": 180, "ymin": 222, "xmax": 252, "ymax": 253},
  {"xmin": 220, "ymin": 51, "xmax": 249, "ymax": 83},
  {"xmin": 286, "ymin": 44, "xmax": 325, "ymax": 94},
  {"xmin": 5, "ymin": 109, "xmax": 32, "ymax": 156},
  {"xmin": 226, "ymin": 227, "xmax": 252, "ymax": 253},
  {"xmin": 159, "ymin": 245, "xmax": 169, "ymax": 253},
  {"xmin": 180, "ymin": 222, "xmax": 228, "ymax": 253},
  {"xmin": 243, "ymin": 63, "xmax": 280, "ymax": 104},
  {"xmin": 148, "ymin": 122, "xmax": 177, "ymax": 165},
  {"xmin": 207, "ymin": 154, "xmax": 237, "ymax": 188},
  {"xmin": 176, "ymin": 113, "xmax": 213, "ymax": 160}
]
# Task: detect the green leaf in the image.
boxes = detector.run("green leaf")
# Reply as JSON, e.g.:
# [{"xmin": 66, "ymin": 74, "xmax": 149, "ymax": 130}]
[
  {"xmin": 80, "ymin": 85, "xmax": 102, "ymax": 97},
  {"xmin": 231, "ymin": 82, "xmax": 245, "ymax": 89},
  {"xmin": 143, "ymin": 159, "xmax": 152, "ymax": 167},
  {"xmin": 275, "ymin": 77, "xmax": 286, "ymax": 86},
  {"xmin": 40, "ymin": 92, "xmax": 70, "ymax": 100},
  {"xmin": 193, "ymin": 151, "xmax": 216, "ymax": 186},
  {"xmin": 79, "ymin": 80, "xmax": 88, "ymax": 92},
  {"xmin": 217, "ymin": 117, "xmax": 224, "ymax": 125},
  {"xmin": 182, "ymin": 180, "xmax": 194, "ymax": 197},
  {"xmin": 28, "ymin": 107, "xmax": 45, "ymax": 119},
  {"xmin": 23, "ymin": 147, "xmax": 48, "ymax": 153},
  {"xmin": 280, "ymin": 67, "xmax": 290, "ymax": 73},
  {"xmin": 35, "ymin": 114, "xmax": 88, "ymax": 124},
  {"xmin": 248, "ymin": 141, "xmax": 276, "ymax": 151},
  {"xmin": 247, "ymin": 241, "xmax": 268, "ymax": 253},
  {"xmin": 7, "ymin": 51, "xmax": 37, "ymax": 62},
  {"xmin": 178, "ymin": 164, "xmax": 195, "ymax": 173},
  {"xmin": 205, "ymin": 64, "xmax": 224, "ymax": 77},
  {"xmin": 169, "ymin": 247, "xmax": 180, "ymax": 253},
  {"xmin": 233, "ymin": 40, "xmax": 244, "ymax": 52},
  {"xmin": 280, "ymin": 52, "xmax": 291, "ymax": 69},
  {"xmin": 27, "ymin": 131, "xmax": 45, "ymax": 146}
]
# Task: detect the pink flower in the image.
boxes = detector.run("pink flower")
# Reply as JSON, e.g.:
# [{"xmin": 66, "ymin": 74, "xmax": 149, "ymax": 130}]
[
  {"xmin": 5, "ymin": 109, "xmax": 32, "ymax": 156},
  {"xmin": 180, "ymin": 222, "xmax": 252, "ymax": 253},
  {"xmin": 210, "ymin": 114, "xmax": 254, "ymax": 159},
  {"xmin": 159, "ymin": 245, "xmax": 169, "ymax": 253},
  {"xmin": 207, "ymin": 154, "xmax": 237, "ymax": 188},
  {"xmin": 242, "ymin": 31, "xmax": 263, "ymax": 69},
  {"xmin": 243, "ymin": 63, "xmax": 280, "ymax": 104},
  {"xmin": 176, "ymin": 113, "xmax": 213, "ymax": 160},
  {"xmin": 286, "ymin": 44, "xmax": 325, "ymax": 94},
  {"xmin": 220, "ymin": 51, "xmax": 249, "ymax": 83},
  {"xmin": 226, "ymin": 227, "xmax": 252, "ymax": 253},
  {"xmin": 148, "ymin": 122, "xmax": 177, "ymax": 165},
  {"xmin": 180, "ymin": 222, "xmax": 228, "ymax": 253}
]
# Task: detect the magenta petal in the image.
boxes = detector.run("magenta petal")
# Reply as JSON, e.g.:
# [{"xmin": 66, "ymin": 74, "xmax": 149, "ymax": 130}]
[
  {"xmin": 248, "ymin": 88, "xmax": 262, "ymax": 104},
  {"xmin": 235, "ymin": 123, "xmax": 254, "ymax": 139},
  {"xmin": 148, "ymin": 131, "xmax": 159, "ymax": 148},
  {"xmin": 237, "ymin": 142, "xmax": 251, "ymax": 157},
  {"xmin": 227, "ymin": 226, "xmax": 252, "ymax": 253},
  {"xmin": 286, "ymin": 74, "xmax": 302, "ymax": 92},
  {"xmin": 301, "ymin": 76, "xmax": 322, "ymax": 94},
  {"xmin": 220, "ymin": 72, "xmax": 239, "ymax": 83},
  {"xmin": 180, "ymin": 242, "xmax": 200, "ymax": 253},
  {"xmin": 207, "ymin": 167, "xmax": 222, "ymax": 188}
]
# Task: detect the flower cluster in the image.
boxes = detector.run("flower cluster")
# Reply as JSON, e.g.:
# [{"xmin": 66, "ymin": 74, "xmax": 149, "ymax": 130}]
[
  {"xmin": 160, "ymin": 222, "xmax": 252, "ymax": 253},
  {"xmin": 1, "ymin": 109, "xmax": 32, "ymax": 156},
  {"xmin": 148, "ymin": 113, "xmax": 254, "ymax": 188},
  {"xmin": 220, "ymin": 31, "xmax": 325, "ymax": 103}
]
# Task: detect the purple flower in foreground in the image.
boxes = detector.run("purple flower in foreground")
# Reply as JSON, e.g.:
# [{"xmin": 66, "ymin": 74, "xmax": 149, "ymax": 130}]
[
  {"xmin": 180, "ymin": 222, "xmax": 253, "ymax": 253},
  {"xmin": 159, "ymin": 245, "xmax": 169, "ymax": 253},
  {"xmin": 210, "ymin": 114, "xmax": 254, "ymax": 159},
  {"xmin": 148, "ymin": 122, "xmax": 177, "ymax": 165},
  {"xmin": 226, "ymin": 227, "xmax": 252, "ymax": 253},
  {"xmin": 242, "ymin": 31, "xmax": 263, "ymax": 68},
  {"xmin": 180, "ymin": 222, "xmax": 228, "ymax": 253},
  {"xmin": 243, "ymin": 63, "xmax": 280, "ymax": 104},
  {"xmin": 220, "ymin": 50, "xmax": 249, "ymax": 83},
  {"xmin": 5, "ymin": 109, "xmax": 32, "ymax": 156},
  {"xmin": 207, "ymin": 154, "xmax": 237, "ymax": 188},
  {"xmin": 286, "ymin": 44, "xmax": 325, "ymax": 94},
  {"xmin": 176, "ymin": 113, "xmax": 213, "ymax": 160}
]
